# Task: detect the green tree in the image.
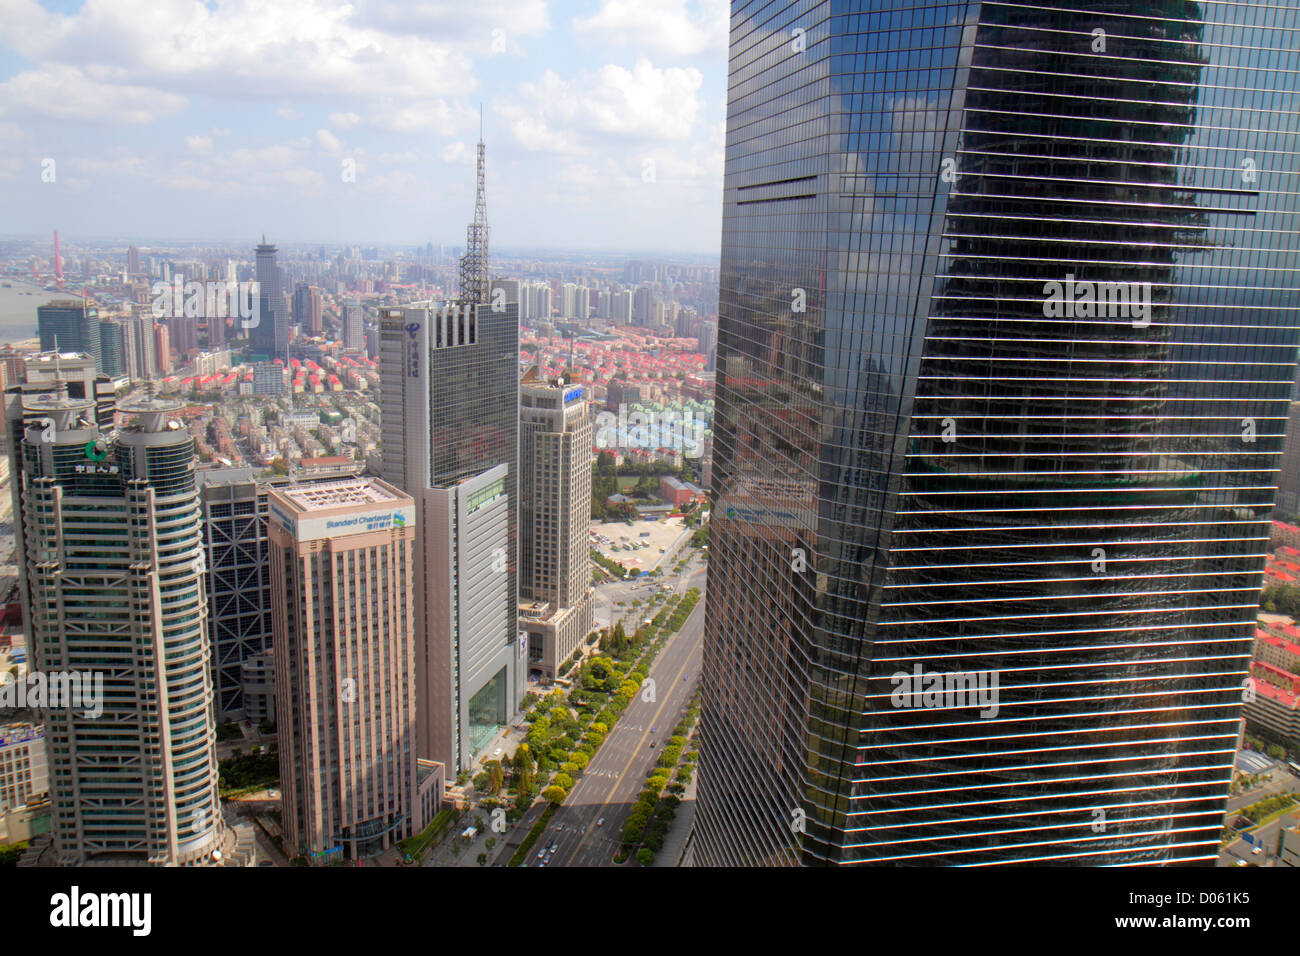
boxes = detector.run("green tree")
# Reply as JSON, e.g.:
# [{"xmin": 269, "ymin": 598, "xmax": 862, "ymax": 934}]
[
  {"xmin": 542, "ymin": 785, "xmax": 567, "ymax": 805},
  {"xmin": 636, "ymin": 847, "xmax": 656, "ymax": 866}
]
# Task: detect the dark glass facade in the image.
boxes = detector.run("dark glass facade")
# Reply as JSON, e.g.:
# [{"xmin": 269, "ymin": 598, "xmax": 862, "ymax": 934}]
[
  {"xmin": 252, "ymin": 240, "xmax": 290, "ymax": 359},
  {"xmin": 699, "ymin": 0, "xmax": 1300, "ymax": 865}
]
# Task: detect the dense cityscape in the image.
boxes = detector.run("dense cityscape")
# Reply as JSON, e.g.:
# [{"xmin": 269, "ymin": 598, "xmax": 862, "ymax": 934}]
[{"xmin": 1, "ymin": 0, "xmax": 1299, "ymax": 936}]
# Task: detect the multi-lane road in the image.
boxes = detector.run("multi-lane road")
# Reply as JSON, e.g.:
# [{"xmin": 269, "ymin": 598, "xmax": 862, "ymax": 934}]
[{"xmin": 523, "ymin": 560, "xmax": 706, "ymax": 867}]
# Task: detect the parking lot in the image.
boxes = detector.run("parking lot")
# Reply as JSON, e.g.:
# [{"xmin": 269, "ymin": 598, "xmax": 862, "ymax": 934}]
[{"xmin": 590, "ymin": 516, "xmax": 688, "ymax": 575}]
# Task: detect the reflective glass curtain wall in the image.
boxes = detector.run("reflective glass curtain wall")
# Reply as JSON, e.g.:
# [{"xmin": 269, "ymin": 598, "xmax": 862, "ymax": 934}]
[{"xmin": 698, "ymin": 0, "xmax": 1300, "ymax": 865}]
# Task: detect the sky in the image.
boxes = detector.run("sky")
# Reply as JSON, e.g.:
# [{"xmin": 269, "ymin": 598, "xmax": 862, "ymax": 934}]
[{"xmin": 0, "ymin": 0, "xmax": 729, "ymax": 254}]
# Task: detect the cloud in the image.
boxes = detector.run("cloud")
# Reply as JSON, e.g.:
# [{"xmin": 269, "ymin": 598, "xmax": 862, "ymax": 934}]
[
  {"xmin": 499, "ymin": 59, "xmax": 705, "ymax": 154},
  {"xmin": 573, "ymin": 0, "xmax": 727, "ymax": 57},
  {"xmin": 275, "ymin": 107, "xmax": 302, "ymax": 121},
  {"xmin": 0, "ymin": 63, "xmax": 188, "ymax": 124},
  {"xmin": 0, "ymin": 0, "xmax": 477, "ymax": 121},
  {"xmin": 440, "ymin": 141, "xmax": 473, "ymax": 164},
  {"xmin": 315, "ymin": 128, "xmax": 343, "ymax": 155},
  {"xmin": 328, "ymin": 99, "xmax": 473, "ymax": 135},
  {"xmin": 356, "ymin": 0, "xmax": 550, "ymax": 40},
  {"xmin": 185, "ymin": 135, "xmax": 214, "ymax": 155}
]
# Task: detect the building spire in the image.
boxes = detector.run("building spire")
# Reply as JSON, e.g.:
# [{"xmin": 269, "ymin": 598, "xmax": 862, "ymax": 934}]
[{"xmin": 458, "ymin": 109, "xmax": 490, "ymax": 305}]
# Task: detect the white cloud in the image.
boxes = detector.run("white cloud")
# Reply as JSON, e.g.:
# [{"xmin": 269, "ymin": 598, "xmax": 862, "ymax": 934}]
[
  {"xmin": 356, "ymin": 0, "xmax": 550, "ymax": 39},
  {"xmin": 315, "ymin": 128, "xmax": 343, "ymax": 155},
  {"xmin": 499, "ymin": 60, "xmax": 705, "ymax": 155},
  {"xmin": 0, "ymin": 0, "xmax": 478, "ymax": 121},
  {"xmin": 0, "ymin": 63, "xmax": 188, "ymax": 124},
  {"xmin": 440, "ymin": 141, "xmax": 473, "ymax": 164},
  {"xmin": 275, "ymin": 107, "xmax": 302, "ymax": 121},
  {"xmin": 573, "ymin": 0, "xmax": 727, "ymax": 57},
  {"xmin": 185, "ymin": 135, "xmax": 214, "ymax": 155},
  {"xmin": 329, "ymin": 99, "xmax": 472, "ymax": 135}
]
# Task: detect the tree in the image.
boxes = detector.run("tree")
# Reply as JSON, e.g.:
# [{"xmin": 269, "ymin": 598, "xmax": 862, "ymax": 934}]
[
  {"xmin": 487, "ymin": 760, "xmax": 504, "ymax": 794},
  {"xmin": 636, "ymin": 848, "xmax": 655, "ymax": 866},
  {"xmin": 552, "ymin": 772, "xmax": 574, "ymax": 791},
  {"xmin": 542, "ymin": 785, "xmax": 567, "ymax": 805},
  {"xmin": 477, "ymin": 852, "xmax": 488, "ymax": 866}
]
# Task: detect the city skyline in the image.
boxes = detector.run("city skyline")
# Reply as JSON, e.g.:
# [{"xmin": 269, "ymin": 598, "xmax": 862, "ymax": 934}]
[
  {"xmin": 2, "ymin": 0, "xmax": 1300, "ymax": 896},
  {"xmin": 0, "ymin": 1, "xmax": 730, "ymax": 253}
]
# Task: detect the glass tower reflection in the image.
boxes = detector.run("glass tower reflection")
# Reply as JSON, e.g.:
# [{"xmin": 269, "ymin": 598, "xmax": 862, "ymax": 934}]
[{"xmin": 698, "ymin": 0, "xmax": 1300, "ymax": 865}]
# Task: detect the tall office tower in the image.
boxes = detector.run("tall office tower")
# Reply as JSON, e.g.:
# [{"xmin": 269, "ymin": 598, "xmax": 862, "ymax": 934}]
[
  {"xmin": 201, "ymin": 466, "xmax": 364, "ymax": 721},
  {"xmin": 96, "ymin": 318, "xmax": 125, "ymax": 379},
  {"xmin": 379, "ymin": 300, "xmax": 523, "ymax": 771},
  {"xmin": 343, "ymin": 301, "xmax": 364, "ymax": 351},
  {"xmin": 129, "ymin": 315, "xmax": 157, "ymax": 380},
  {"xmin": 697, "ymin": 321, "xmax": 718, "ymax": 372},
  {"xmin": 127, "ymin": 244, "xmax": 141, "ymax": 276},
  {"xmin": 252, "ymin": 238, "xmax": 290, "ymax": 359},
  {"xmin": 458, "ymin": 124, "xmax": 490, "ymax": 305},
  {"xmin": 490, "ymin": 278, "xmax": 521, "ymax": 317},
  {"xmin": 267, "ymin": 477, "xmax": 423, "ymax": 862},
  {"xmin": 294, "ymin": 283, "xmax": 323, "ymax": 336},
  {"xmin": 5, "ymin": 354, "xmax": 116, "ymax": 634},
  {"xmin": 16, "ymin": 394, "xmax": 241, "ymax": 865},
  {"xmin": 37, "ymin": 301, "xmax": 100, "ymax": 371},
  {"xmin": 154, "ymin": 322, "xmax": 172, "ymax": 375},
  {"xmin": 201, "ymin": 469, "xmax": 275, "ymax": 721},
  {"xmin": 518, "ymin": 371, "xmax": 594, "ymax": 682},
  {"xmin": 697, "ymin": 1, "xmax": 1300, "ymax": 867}
]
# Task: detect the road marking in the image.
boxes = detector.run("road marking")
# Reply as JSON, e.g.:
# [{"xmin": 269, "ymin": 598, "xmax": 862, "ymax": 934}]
[{"xmin": 567, "ymin": 601, "xmax": 707, "ymax": 864}]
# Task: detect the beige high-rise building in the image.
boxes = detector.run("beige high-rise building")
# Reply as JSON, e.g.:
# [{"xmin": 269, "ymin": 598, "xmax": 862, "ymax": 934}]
[
  {"xmin": 519, "ymin": 370, "xmax": 594, "ymax": 681},
  {"xmin": 267, "ymin": 477, "xmax": 431, "ymax": 863}
]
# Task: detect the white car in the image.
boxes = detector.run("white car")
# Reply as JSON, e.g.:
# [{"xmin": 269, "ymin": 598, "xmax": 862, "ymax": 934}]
[{"xmin": 1252, "ymin": 845, "xmax": 1263, "ymax": 855}]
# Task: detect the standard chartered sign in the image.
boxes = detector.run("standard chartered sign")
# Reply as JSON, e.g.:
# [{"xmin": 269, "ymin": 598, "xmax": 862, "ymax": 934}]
[{"xmin": 272, "ymin": 505, "xmax": 415, "ymax": 542}]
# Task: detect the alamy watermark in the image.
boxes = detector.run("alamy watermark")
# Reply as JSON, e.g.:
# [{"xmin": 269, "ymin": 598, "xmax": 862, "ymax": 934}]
[
  {"xmin": 594, "ymin": 404, "xmax": 707, "ymax": 459},
  {"xmin": 1043, "ymin": 274, "xmax": 1152, "ymax": 327},
  {"xmin": 890, "ymin": 665, "xmax": 1000, "ymax": 718},
  {"xmin": 0, "ymin": 670, "xmax": 104, "ymax": 718},
  {"xmin": 152, "ymin": 274, "xmax": 260, "ymax": 328}
]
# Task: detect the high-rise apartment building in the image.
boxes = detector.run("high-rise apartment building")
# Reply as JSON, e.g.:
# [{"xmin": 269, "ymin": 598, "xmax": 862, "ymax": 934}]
[
  {"xmin": 343, "ymin": 301, "xmax": 364, "ymax": 351},
  {"xmin": 267, "ymin": 477, "xmax": 424, "ymax": 862},
  {"xmin": 153, "ymin": 322, "xmax": 172, "ymax": 375},
  {"xmin": 519, "ymin": 371, "xmax": 594, "ymax": 681},
  {"xmin": 698, "ymin": 0, "xmax": 1300, "ymax": 866},
  {"xmin": 294, "ymin": 283, "xmax": 323, "ymax": 336},
  {"xmin": 14, "ymin": 392, "xmax": 242, "ymax": 864}
]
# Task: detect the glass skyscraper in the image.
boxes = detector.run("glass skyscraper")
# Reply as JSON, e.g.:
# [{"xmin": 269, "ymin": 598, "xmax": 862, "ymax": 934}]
[{"xmin": 698, "ymin": 0, "xmax": 1300, "ymax": 865}]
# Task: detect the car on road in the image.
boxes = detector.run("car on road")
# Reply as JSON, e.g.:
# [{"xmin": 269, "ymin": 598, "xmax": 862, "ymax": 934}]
[
  {"xmin": 650, "ymin": 739, "xmax": 656, "ymax": 748},
  {"xmin": 538, "ymin": 849, "xmax": 546, "ymax": 859},
  {"xmin": 1252, "ymin": 845, "xmax": 1263, "ymax": 855},
  {"xmin": 597, "ymin": 818, "xmax": 605, "ymax": 827}
]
